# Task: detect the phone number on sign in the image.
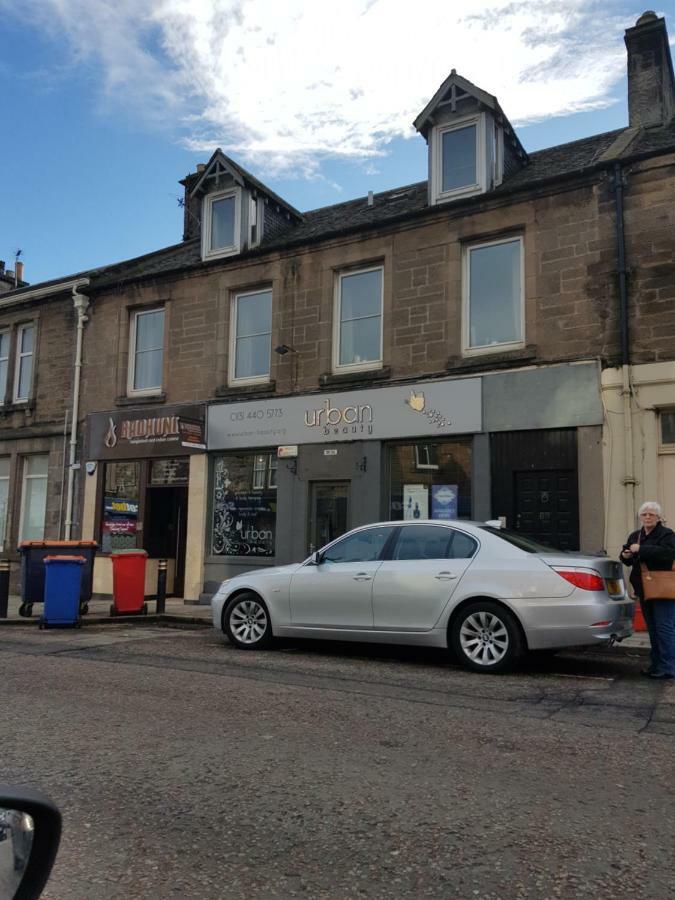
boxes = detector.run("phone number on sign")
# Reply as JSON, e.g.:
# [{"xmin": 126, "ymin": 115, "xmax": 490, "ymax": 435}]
[{"xmin": 230, "ymin": 408, "xmax": 283, "ymax": 421}]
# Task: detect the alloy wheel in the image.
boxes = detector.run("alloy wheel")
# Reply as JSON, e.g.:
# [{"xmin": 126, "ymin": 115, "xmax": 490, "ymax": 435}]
[
  {"xmin": 229, "ymin": 598, "xmax": 269, "ymax": 645},
  {"xmin": 459, "ymin": 610, "xmax": 510, "ymax": 666}
]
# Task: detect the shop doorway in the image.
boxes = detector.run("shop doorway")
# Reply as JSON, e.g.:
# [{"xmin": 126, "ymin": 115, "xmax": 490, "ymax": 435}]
[
  {"xmin": 514, "ymin": 470, "xmax": 578, "ymax": 550},
  {"xmin": 308, "ymin": 481, "xmax": 350, "ymax": 554},
  {"xmin": 145, "ymin": 485, "xmax": 188, "ymax": 596}
]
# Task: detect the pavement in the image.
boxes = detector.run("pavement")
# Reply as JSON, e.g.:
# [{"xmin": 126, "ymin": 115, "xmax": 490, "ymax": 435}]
[{"xmin": 1, "ymin": 593, "xmax": 213, "ymax": 626}]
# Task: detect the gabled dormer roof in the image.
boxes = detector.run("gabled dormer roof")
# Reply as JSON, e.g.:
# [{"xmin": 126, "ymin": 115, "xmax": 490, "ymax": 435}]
[
  {"xmin": 185, "ymin": 148, "xmax": 304, "ymax": 222},
  {"xmin": 413, "ymin": 70, "xmax": 528, "ymax": 165}
]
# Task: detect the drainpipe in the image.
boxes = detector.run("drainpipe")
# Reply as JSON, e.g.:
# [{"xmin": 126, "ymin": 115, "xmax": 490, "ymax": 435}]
[
  {"xmin": 64, "ymin": 283, "xmax": 90, "ymax": 541},
  {"xmin": 612, "ymin": 162, "xmax": 636, "ymax": 535}
]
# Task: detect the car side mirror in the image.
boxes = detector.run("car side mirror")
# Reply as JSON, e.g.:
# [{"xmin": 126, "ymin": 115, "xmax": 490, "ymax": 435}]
[
  {"xmin": 312, "ymin": 551, "xmax": 323, "ymax": 566},
  {"xmin": 0, "ymin": 786, "xmax": 61, "ymax": 900}
]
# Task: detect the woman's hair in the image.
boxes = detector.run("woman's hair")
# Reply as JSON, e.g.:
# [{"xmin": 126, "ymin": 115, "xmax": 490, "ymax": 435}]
[{"xmin": 638, "ymin": 500, "xmax": 662, "ymax": 518}]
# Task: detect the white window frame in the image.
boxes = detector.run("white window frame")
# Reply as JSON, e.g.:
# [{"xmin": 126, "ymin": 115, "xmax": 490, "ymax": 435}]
[
  {"xmin": 0, "ymin": 329, "xmax": 10, "ymax": 405},
  {"xmin": 333, "ymin": 264, "xmax": 384, "ymax": 374},
  {"xmin": 252, "ymin": 453, "xmax": 277, "ymax": 490},
  {"xmin": 19, "ymin": 454, "xmax": 48, "ymax": 543},
  {"xmin": 462, "ymin": 235, "xmax": 525, "ymax": 357},
  {"xmin": 0, "ymin": 457, "xmax": 10, "ymax": 550},
  {"xmin": 127, "ymin": 307, "xmax": 165, "ymax": 397},
  {"xmin": 202, "ymin": 187, "xmax": 242, "ymax": 261},
  {"xmin": 659, "ymin": 409, "xmax": 675, "ymax": 454},
  {"xmin": 228, "ymin": 288, "xmax": 272, "ymax": 387},
  {"xmin": 13, "ymin": 323, "xmax": 35, "ymax": 403},
  {"xmin": 431, "ymin": 113, "xmax": 486, "ymax": 205}
]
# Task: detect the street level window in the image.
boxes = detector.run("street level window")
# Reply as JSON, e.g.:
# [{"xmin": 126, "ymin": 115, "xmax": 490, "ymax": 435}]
[
  {"xmin": 19, "ymin": 454, "xmax": 48, "ymax": 542},
  {"xmin": 101, "ymin": 462, "xmax": 140, "ymax": 553},
  {"xmin": 388, "ymin": 440, "xmax": 472, "ymax": 521},
  {"xmin": 202, "ymin": 189, "xmax": 241, "ymax": 260},
  {"xmin": 252, "ymin": 453, "xmax": 277, "ymax": 490},
  {"xmin": 0, "ymin": 331, "xmax": 9, "ymax": 402},
  {"xmin": 334, "ymin": 266, "xmax": 383, "ymax": 372},
  {"xmin": 230, "ymin": 289, "xmax": 272, "ymax": 384},
  {"xmin": 463, "ymin": 236, "xmax": 523, "ymax": 353},
  {"xmin": 0, "ymin": 457, "xmax": 9, "ymax": 549},
  {"xmin": 14, "ymin": 324, "xmax": 35, "ymax": 402},
  {"xmin": 212, "ymin": 452, "xmax": 277, "ymax": 558},
  {"xmin": 660, "ymin": 411, "xmax": 675, "ymax": 446},
  {"xmin": 129, "ymin": 308, "xmax": 164, "ymax": 394}
]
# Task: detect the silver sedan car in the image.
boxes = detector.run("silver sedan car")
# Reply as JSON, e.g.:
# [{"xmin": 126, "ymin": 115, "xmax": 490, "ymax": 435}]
[{"xmin": 211, "ymin": 521, "xmax": 634, "ymax": 673}]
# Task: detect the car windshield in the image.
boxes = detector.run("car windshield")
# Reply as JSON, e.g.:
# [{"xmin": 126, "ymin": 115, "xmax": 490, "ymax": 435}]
[{"xmin": 479, "ymin": 526, "xmax": 561, "ymax": 554}]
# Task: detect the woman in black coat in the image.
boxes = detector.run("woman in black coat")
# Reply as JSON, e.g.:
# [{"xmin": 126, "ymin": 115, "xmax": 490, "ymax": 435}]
[{"xmin": 620, "ymin": 501, "xmax": 675, "ymax": 679}]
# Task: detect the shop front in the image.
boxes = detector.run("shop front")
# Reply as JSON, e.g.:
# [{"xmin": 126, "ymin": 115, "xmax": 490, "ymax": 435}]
[
  {"xmin": 204, "ymin": 361, "xmax": 606, "ymax": 590},
  {"xmin": 205, "ymin": 377, "xmax": 483, "ymax": 585},
  {"xmin": 82, "ymin": 404, "xmax": 207, "ymax": 600}
]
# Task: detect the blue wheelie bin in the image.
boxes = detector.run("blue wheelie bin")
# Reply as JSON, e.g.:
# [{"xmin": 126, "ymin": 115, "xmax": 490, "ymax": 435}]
[{"xmin": 40, "ymin": 555, "xmax": 85, "ymax": 629}]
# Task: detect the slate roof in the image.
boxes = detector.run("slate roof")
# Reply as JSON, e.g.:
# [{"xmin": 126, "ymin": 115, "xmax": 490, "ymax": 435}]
[{"xmin": 5, "ymin": 120, "xmax": 675, "ymax": 298}]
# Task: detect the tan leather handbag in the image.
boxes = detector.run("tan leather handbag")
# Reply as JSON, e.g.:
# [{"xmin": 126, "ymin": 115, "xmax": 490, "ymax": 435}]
[{"xmin": 640, "ymin": 563, "xmax": 675, "ymax": 600}]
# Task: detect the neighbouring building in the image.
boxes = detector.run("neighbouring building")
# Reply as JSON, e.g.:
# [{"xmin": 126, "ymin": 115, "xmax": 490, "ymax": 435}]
[{"xmin": 2, "ymin": 11, "xmax": 674, "ymax": 602}]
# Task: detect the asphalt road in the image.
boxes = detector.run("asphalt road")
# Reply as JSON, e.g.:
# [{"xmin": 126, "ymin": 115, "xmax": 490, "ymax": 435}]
[{"xmin": 1, "ymin": 624, "xmax": 673, "ymax": 899}]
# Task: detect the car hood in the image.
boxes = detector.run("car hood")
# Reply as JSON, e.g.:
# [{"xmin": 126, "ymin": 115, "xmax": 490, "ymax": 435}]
[{"xmin": 230, "ymin": 562, "xmax": 304, "ymax": 582}]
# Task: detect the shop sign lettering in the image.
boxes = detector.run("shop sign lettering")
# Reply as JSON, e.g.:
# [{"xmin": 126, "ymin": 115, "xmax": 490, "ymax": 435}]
[{"xmin": 304, "ymin": 399, "xmax": 374, "ymax": 436}]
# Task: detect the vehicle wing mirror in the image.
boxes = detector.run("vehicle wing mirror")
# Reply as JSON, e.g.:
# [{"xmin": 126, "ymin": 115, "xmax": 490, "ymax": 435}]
[
  {"xmin": 313, "ymin": 550, "xmax": 323, "ymax": 566},
  {"xmin": 0, "ymin": 786, "xmax": 61, "ymax": 900}
]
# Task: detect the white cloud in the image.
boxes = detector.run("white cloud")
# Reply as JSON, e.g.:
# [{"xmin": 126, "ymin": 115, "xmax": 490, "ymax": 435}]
[{"xmin": 4, "ymin": 0, "xmax": 631, "ymax": 177}]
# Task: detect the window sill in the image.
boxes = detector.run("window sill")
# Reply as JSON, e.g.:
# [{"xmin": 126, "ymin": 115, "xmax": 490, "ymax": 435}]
[
  {"xmin": 320, "ymin": 366, "xmax": 391, "ymax": 388},
  {"xmin": 0, "ymin": 400, "xmax": 36, "ymax": 415},
  {"xmin": 446, "ymin": 345, "xmax": 537, "ymax": 373},
  {"xmin": 215, "ymin": 380, "xmax": 276, "ymax": 400},
  {"xmin": 115, "ymin": 393, "xmax": 166, "ymax": 407}
]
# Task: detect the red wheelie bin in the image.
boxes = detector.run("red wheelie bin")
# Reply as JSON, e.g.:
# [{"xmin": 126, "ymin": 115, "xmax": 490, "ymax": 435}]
[{"xmin": 110, "ymin": 549, "xmax": 148, "ymax": 616}]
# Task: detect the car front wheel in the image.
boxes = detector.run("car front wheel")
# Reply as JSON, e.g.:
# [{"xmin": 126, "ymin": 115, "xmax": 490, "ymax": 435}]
[
  {"xmin": 451, "ymin": 601, "xmax": 522, "ymax": 674},
  {"xmin": 224, "ymin": 593, "xmax": 273, "ymax": 650}
]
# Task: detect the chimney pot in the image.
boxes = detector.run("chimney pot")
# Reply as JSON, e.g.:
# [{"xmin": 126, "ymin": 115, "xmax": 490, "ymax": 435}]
[
  {"xmin": 196, "ymin": 163, "xmax": 206, "ymax": 173},
  {"xmin": 625, "ymin": 13, "xmax": 675, "ymax": 128},
  {"xmin": 15, "ymin": 260, "xmax": 24, "ymax": 283}
]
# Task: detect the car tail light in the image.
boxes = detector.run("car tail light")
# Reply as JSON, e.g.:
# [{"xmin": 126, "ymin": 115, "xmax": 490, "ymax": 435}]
[{"xmin": 552, "ymin": 568, "xmax": 605, "ymax": 591}]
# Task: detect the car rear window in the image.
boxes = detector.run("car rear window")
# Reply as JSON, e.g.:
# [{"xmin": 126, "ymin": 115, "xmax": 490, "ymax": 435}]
[{"xmin": 479, "ymin": 526, "xmax": 559, "ymax": 554}]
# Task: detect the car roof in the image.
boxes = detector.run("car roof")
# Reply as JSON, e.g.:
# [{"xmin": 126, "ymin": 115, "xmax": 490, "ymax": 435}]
[{"xmin": 354, "ymin": 520, "xmax": 486, "ymax": 532}]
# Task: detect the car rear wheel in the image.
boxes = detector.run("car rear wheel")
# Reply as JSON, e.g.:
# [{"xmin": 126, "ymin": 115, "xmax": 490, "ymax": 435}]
[
  {"xmin": 224, "ymin": 593, "xmax": 273, "ymax": 650},
  {"xmin": 451, "ymin": 601, "xmax": 522, "ymax": 674}
]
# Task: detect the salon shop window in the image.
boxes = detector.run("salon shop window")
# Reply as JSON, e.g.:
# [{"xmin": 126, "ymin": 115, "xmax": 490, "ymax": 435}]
[
  {"xmin": 101, "ymin": 461, "xmax": 141, "ymax": 553},
  {"xmin": 387, "ymin": 439, "xmax": 472, "ymax": 521},
  {"xmin": 212, "ymin": 451, "xmax": 277, "ymax": 558}
]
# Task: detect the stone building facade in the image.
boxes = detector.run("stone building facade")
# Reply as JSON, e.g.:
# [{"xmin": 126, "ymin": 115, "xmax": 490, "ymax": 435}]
[{"xmin": 2, "ymin": 11, "xmax": 674, "ymax": 601}]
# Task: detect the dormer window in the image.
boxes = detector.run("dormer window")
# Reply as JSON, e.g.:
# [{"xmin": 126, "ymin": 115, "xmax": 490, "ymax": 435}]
[
  {"xmin": 432, "ymin": 114, "xmax": 486, "ymax": 204},
  {"xmin": 414, "ymin": 71, "xmax": 528, "ymax": 208},
  {"xmin": 202, "ymin": 188, "xmax": 241, "ymax": 260}
]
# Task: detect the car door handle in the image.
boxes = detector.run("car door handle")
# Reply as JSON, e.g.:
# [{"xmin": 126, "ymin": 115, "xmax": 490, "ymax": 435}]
[
  {"xmin": 353, "ymin": 574, "xmax": 373, "ymax": 581},
  {"xmin": 435, "ymin": 572, "xmax": 458, "ymax": 580}
]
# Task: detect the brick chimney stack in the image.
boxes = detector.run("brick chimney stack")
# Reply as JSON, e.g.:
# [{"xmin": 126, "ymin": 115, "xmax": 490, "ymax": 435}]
[{"xmin": 625, "ymin": 11, "xmax": 675, "ymax": 128}]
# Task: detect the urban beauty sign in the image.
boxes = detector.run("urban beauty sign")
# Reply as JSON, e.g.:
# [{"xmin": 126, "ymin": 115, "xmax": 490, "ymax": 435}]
[{"xmin": 208, "ymin": 377, "xmax": 482, "ymax": 449}]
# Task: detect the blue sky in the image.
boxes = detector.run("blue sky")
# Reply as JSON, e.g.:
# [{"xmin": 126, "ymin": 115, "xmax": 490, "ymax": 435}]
[{"xmin": 1, "ymin": 1, "xmax": 673, "ymax": 285}]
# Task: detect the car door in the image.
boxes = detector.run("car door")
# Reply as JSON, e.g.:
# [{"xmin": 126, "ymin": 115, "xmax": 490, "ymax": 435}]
[
  {"xmin": 289, "ymin": 525, "xmax": 395, "ymax": 629},
  {"xmin": 372, "ymin": 524, "xmax": 477, "ymax": 631}
]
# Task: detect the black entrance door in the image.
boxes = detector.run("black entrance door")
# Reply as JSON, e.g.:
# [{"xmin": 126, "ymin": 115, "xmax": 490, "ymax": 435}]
[
  {"xmin": 145, "ymin": 485, "xmax": 188, "ymax": 596},
  {"xmin": 514, "ymin": 470, "xmax": 578, "ymax": 550},
  {"xmin": 308, "ymin": 481, "xmax": 350, "ymax": 554}
]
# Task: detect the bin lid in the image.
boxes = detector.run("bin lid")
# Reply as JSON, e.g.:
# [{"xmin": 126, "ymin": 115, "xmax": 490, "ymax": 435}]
[
  {"xmin": 44, "ymin": 555, "xmax": 86, "ymax": 564},
  {"xmin": 20, "ymin": 540, "xmax": 98, "ymax": 548},
  {"xmin": 110, "ymin": 550, "xmax": 148, "ymax": 558}
]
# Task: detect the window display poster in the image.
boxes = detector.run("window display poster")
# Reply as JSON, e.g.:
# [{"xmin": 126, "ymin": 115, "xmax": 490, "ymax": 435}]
[
  {"xmin": 403, "ymin": 484, "xmax": 429, "ymax": 520},
  {"xmin": 431, "ymin": 484, "xmax": 458, "ymax": 520}
]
